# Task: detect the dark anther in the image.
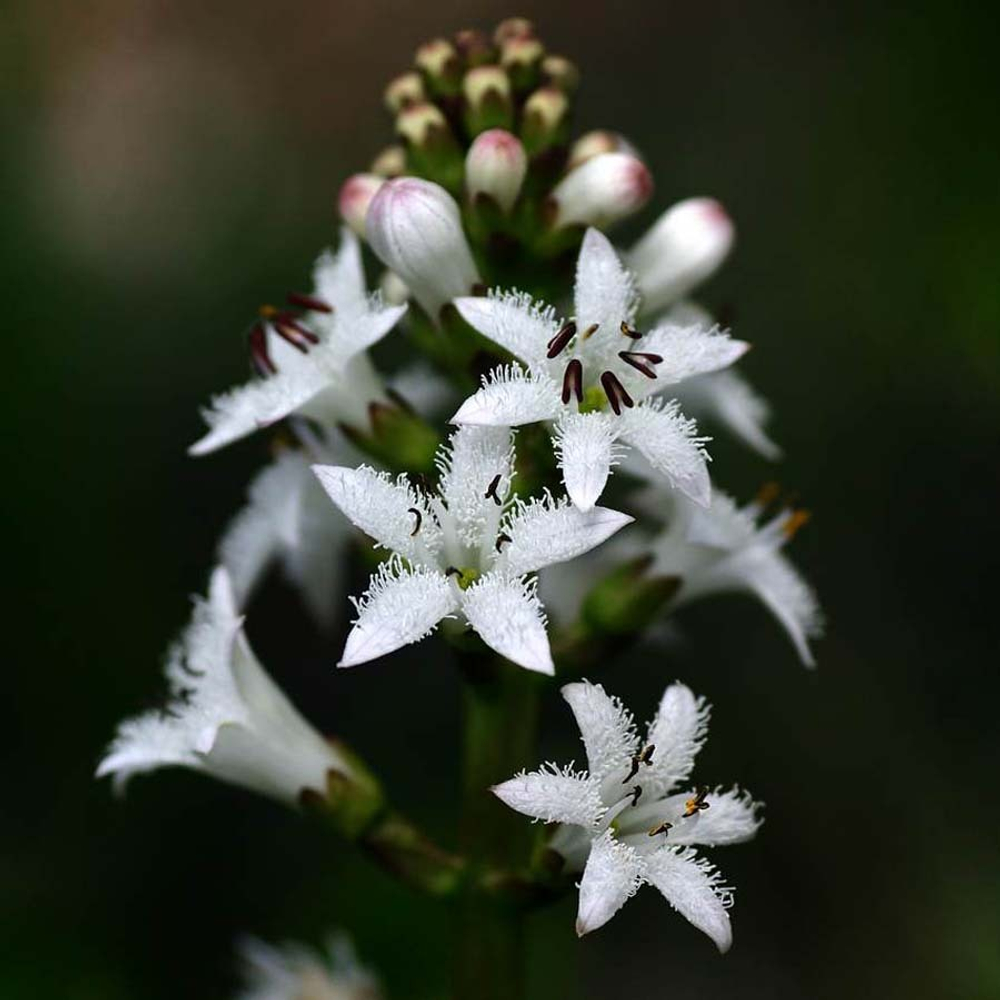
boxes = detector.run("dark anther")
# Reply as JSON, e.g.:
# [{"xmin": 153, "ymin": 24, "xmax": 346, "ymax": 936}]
[
  {"xmin": 618, "ymin": 350, "xmax": 664, "ymax": 379},
  {"xmin": 271, "ymin": 315, "xmax": 320, "ymax": 353},
  {"xmin": 622, "ymin": 744, "xmax": 655, "ymax": 784},
  {"xmin": 179, "ymin": 660, "xmax": 205, "ymax": 678},
  {"xmin": 648, "ymin": 820, "xmax": 673, "ymax": 837},
  {"xmin": 248, "ymin": 323, "xmax": 277, "ymax": 376},
  {"xmin": 286, "ymin": 292, "xmax": 333, "ymax": 314},
  {"xmin": 683, "ymin": 787, "xmax": 711, "ymax": 817},
  {"xmin": 620, "ymin": 320, "xmax": 643, "ymax": 340},
  {"xmin": 484, "ymin": 474, "xmax": 503, "ymax": 506},
  {"xmin": 157, "ymin": 705, "xmax": 182, "ymax": 721},
  {"xmin": 445, "ymin": 566, "xmax": 462, "ymax": 578},
  {"xmin": 561, "ymin": 358, "xmax": 584, "ymax": 405},
  {"xmin": 176, "ymin": 687, "xmax": 195, "ymax": 705},
  {"xmin": 495, "ymin": 532, "xmax": 512, "ymax": 553},
  {"xmin": 629, "ymin": 785, "xmax": 643, "ymax": 807},
  {"xmin": 600, "ymin": 371, "xmax": 635, "ymax": 415},
  {"xmin": 408, "ymin": 507, "xmax": 422, "ymax": 536},
  {"xmin": 546, "ymin": 321, "xmax": 577, "ymax": 359},
  {"xmin": 581, "ymin": 323, "xmax": 600, "ymax": 340}
]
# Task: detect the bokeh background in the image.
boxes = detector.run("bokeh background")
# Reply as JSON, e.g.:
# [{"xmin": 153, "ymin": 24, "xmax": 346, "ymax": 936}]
[{"xmin": 2, "ymin": 1, "xmax": 998, "ymax": 997}]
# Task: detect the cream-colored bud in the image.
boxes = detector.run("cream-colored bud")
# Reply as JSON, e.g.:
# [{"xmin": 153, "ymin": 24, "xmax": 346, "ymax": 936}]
[
  {"xmin": 415, "ymin": 37, "xmax": 460, "ymax": 89},
  {"xmin": 396, "ymin": 101, "xmax": 450, "ymax": 148},
  {"xmin": 463, "ymin": 65, "xmax": 512, "ymax": 108},
  {"xmin": 371, "ymin": 145, "xmax": 407, "ymax": 178},
  {"xmin": 379, "ymin": 269, "xmax": 410, "ymax": 307},
  {"xmin": 541, "ymin": 54, "xmax": 579, "ymax": 92},
  {"xmin": 494, "ymin": 17, "xmax": 535, "ymax": 44},
  {"xmin": 384, "ymin": 72, "xmax": 425, "ymax": 113},
  {"xmin": 567, "ymin": 130, "xmax": 640, "ymax": 171},
  {"xmin": 465, "ymin": 129, "xmax": 527, "ymax": 213},
  {"xmin": 523, "ymin": 86, "xmax": 569, "ymax": 132},
  {"xmin": 500, "ymin": 35, "xmax": 544, "ymax": 71}
]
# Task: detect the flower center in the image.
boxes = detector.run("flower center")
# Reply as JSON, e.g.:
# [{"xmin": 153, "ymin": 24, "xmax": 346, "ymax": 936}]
[
  {"xmin": 248, "ymin": 294, "xmax": 331, "ymax": 375},
  {"xmin": 445, "ymin": 566, "xmax": 481, "ymax": 590}
]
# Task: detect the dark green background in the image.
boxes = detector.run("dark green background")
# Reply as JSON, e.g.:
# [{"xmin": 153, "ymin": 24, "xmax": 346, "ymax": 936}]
[{"xmin": 2, "ymin": 1, "xmax": 997, "ymax": 997}]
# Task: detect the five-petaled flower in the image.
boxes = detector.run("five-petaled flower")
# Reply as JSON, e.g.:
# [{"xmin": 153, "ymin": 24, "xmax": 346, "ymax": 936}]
[
  {"xmin": 451, "ymin": 228, "xmax": 748, "ymax": 511},
  {"xmin": 190, "ymin": 228, "xmax": 406, "ymax": 456},
  {"xmin": 493, "ymin": 680, "xmax": 761, "ymax": 950},
  {"xmin": 312, "ymin": 425, "xmax": 634, "ymax": 674},
  {"xmin": 97, "ymin": 567, "xmax": 349, "ymax": 804}
]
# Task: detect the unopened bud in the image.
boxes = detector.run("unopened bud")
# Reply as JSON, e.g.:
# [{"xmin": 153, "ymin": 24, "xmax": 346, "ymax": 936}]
[
  {"xmin": 628, "ymin": 198, "xmax": 735, "ymax": 312},
  {"xmin": 379, "ymin": 269, "xmax": 410, "ymax": 307},
  {"xmin": 462, "ymin": 65, "xmax": 513, "ymax": 134},
  {"xmin": 338, "ymin": 173, "xmax": 385, "ymax": 237},
  {"xmin": 541, "ymin": 54, "xmax": 579, "ymax": 93},
  {"xmin": 366, "ymin": 178, "xmax": 480, "ymax": 319},
  {"xmin": 494, "ymin": 17, "xmax": 535, "ymax": 45},
  {"xmin": 567, "ymin": 130, "xmax": 639, "ymax": 171},
  {"xmin": 396, "ymin": 102, "xmax": 463, "ymax": 190},
  {"xmin": 454, "ymin": 28, "xmax": 495, "ymax": 67},
  {"xmin": 396, "ymin": 101, "xmax": 450, "ymax": 149},
  {"xmin": 500, "ymin": 35, "xmax": 544, "ymax": 92},
  {"xmin": 520, "ymin": 86, "xmax": 570, "ymax": 155},
  {"xmin": 415, "ymin": 37, "xmax": 462, "ymax": 95},
  {"xmin": 384, "ymin": 72, "xmax": 425, "ymax": 113},
  {"xmin": 371, "ymin": 144, "xmax": 407, "ymax": 178},
  {"xmin": 465, "ymin": 129, "xmax": 527, "ymax": 213},
  {"xmin": 549, "ymin": 152, "xmax": 653, "ymax": 230}
]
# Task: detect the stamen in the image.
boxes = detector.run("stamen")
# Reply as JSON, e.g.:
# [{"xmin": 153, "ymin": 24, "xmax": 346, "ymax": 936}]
[
  {"xmin": 175, "ymin": 687, "xmax": 195, "ymax": 704},
  {"xmin": 157, "ymin": 705, "xmax": 182, "ymax": 721},
  {"xmin": 561, "ymin": 358, "xmax": 584, "ymax": 404},
  {"xmin": 484, "ymin": 474, "xmax": 503, "ymax": 506},
  {"xmin": 600, "ymin": 371, "xmax": 635, "ymax": 415},
  {"xmin": 546, "ymin": 321, "xmax": 577, "ymax": 359},
  {"xmin": 783, "ymin": 509, "xmax": 811, "ymax": 539},
  {"xmin": 445, "ymin": 566, "xmax": 462, "ymax": 579},
  {"xmin": 620, "ymin": 320, "xmax": 643, "ymax": 340},
  {"xmin": 629, "ymin": 785, "xmax": 643, "ymax": 807},
  {"xmin": 647, "ymin": 820, "xmax": 673, "ymax": 837},
  {"xmin": 178, "ymin": 660, "xmax": 205, "ymax": 678},
  {"xmin": 248, "ymin": 322, "xmax": 277, "ymax": 376},
  {"xmin": 495, "ymin": 532, "xmax": 512, "ymax": 553},
  {"xmin": 286, "ymin": 291, "xmax": 333, "ymax": 314},
  {"xmin": 618, "ymin": 350, "xmax": 664, "ymax": 379},
  {"xmin": 622, "ymin": 744, "xmax": 655, "ymax": 783},
  {"xmin": 271, "ymin": 313, "xmax": 320, "ymax": 353},
  {"xmin": 408, "ymin": 507, "xmax": 422, "ymax": 536},
  {"xmin": 683, "ymin": 787, "xmax": 710, "ymax": 817},
  {"xmin": 581, "ymin": 322, "xmax": 600, "ymax": 340},
  {"xmin": 755, "ymin": 481, "xmax": 781, "ymax": 509}
]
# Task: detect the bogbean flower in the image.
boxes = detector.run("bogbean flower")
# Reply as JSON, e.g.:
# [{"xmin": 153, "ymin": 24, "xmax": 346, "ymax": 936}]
[
  {"xmin": 494, "ymin": 680, "xmax": 761, "ymax": 949},
  {"xmin": 97, "ymin": 568, "xmax": 349, "ymax": 804},
  {"xmin": 647, "ymin": 487, "xmax": 823, "ymax": 666},
  {"xmin": 190, "ymin": 228, "xmax": 406, "ymax": 456},
  {"xmin": 238, "ymin": 934, "xmax": 380, "ymax": 1000},
  {"xmin": 312, "ymin": 425, "xmax": 633, "ymax": 674},
  {"xmin": 549, "ymin": 151, "xmax": 654, "ymax": 230},
  {"xmin": 452, "ymin": 228, "xmax": 748, "ymax": 511}
]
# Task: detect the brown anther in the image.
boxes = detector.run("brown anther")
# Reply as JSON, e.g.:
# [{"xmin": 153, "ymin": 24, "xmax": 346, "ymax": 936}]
[
  {"xmin": 546, "ymin": 321, "xmax": 577, "ymax": 359},
  {"xmin": 258, "ymin": 304, "xmax": 280, "ymax": 320},
  {"xmin": 272, "ymin": 314, "xmax": 320, "ymax": 353},
  {"xmin": 618, "ymin": 350, "xmax": 664, "ymax": 379},
  {"xmin": 248, "ymin": 323, "xmax": 277, "ymax": 376},
  {"xmin": 640, "ymin": 744, "xmax": 655, "ymax": 765},
  {"xmin": 484, "ymin": 474, "xmax": 503, "ymax": 505},
  {"xmin": 755, "ymin": 481, "xmax": 781, "ymax": 508},
  {"xmin": 581, "ymin": 323, "xmax": 600, "ymax": 340},
  {"xmin": 445, "ymin": 566, "xmax": 462, "ymax": 578},
  {"xmin": 495, "ymin": 532, "xmax": 512, "ymax": 553},
  {"xmin": 600, "ymin": 371, "xmax": 635, "ymax": 415},
  {"xmin": 684, "ymin": 787, "xmax": 711, "ymax": 817},
  {"xmin": 408, "ymin": 507, "xmax": 422, "ymax": 536},
  {"xmin": 783, "ymin": 509, "xmax": 811, "ymax": 539},
  {"xmin": 286, "ymin": 292, "xmax": 333, "ymax": 314},
  {"xmin": 620, "ymin": 320, "xmax": 643, "ymax": 340},
  {"xmin": 622, "ymin": 744, "xmax": 655, "ymax": 784},
  {"xmin": 561, "ymin": 358, "xmax": 584, "ymax": 405},
  {"xmin": 648, "ymin": 820, "xmax": 673, "ymax": 837},
  {"xmin": 179, "ymin": 660, "xmax": 205, "ymax": 678},
  {"xmin": 629, "ymin": 785, "xmax": 643, "ymax": 807}
]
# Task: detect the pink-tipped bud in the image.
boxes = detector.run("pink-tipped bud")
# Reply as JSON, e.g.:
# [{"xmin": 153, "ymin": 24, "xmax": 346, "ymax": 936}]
[
  {"xmin": 549, "ymin": 152, "xmax": 654, "ymax": 230},
  {"xmin": 366, "ymin": 178, "xmax": 480, "ymax": 320},
  {"xmin": 628, "ymin": 198, "xmax": 735, "ymax": 312},
  {"xmin": 465, "ymin": 129, "xmax": 527, "ymax": 213},
  {"xmin": 567, "ymin": 130, "xmax": 640, "ymax": 171},
  {"xmin": 338, "ymin": 173, "xmax": 385, "ymax": 237},
  {"xmin": 494, "ymin": 17, "xmax": 535, "ymax": 45}
]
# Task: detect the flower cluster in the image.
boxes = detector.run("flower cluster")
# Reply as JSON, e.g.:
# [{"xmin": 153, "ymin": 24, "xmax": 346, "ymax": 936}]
[{"xmin": 98, "ymin": 16, "xmax": 823, "ymax": 985}]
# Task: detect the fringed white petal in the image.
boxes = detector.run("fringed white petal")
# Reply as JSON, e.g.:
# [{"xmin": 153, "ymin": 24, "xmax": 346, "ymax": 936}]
[
  {"xmin": 461, "ymin": 573, "xmax": 554, "ymax": 674},
  {"xmin": 644, "ymin": 682, "xmax": 710, "ymax": 797},
  {"xmin": 644, "ymin": 846, "xmax": 734, "ymax": 953},
  {"xmin": 492, "ymin": 765, "xmax": 604, "ymax": 827},
  {"xmin": 639, "ymin": 323, "xmax": 748, "ymax": 385},
  {"xmin": 311, "ymin": 227, "xmax": 368, "ymax": 320},
  {"xmin": 451, "ymin": 365, "xmax": 561, "ymax": 426},
  {"xmin": 554, "ymin": 411, "xmax": 621, "ymax": 512},
  {"xmin": 561, "ymin": 681, "xmax": 640, "ymax": 784},
  {"xmin": 667, "ymin": 788, "xmax": 763, "ymax": 847},
  {"xmin": 454, "ymin": 291, "xmax": 557, "ymax": 368},
  {"xmin": 573, "ymin": 228, "xmax": 639, "ymax": 336},
  {"xmin": 575, "ymin": 831, "xmax": 646, "ymax": 936},
  {"xmin": 338, "ymin": 558, "xmax": 458, "ymax": 667},
  {"xmin": 618, "ymin": 399, "xmax": 711, "ymax": 507}
]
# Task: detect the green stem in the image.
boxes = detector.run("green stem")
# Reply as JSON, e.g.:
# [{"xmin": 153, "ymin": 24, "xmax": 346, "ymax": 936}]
[{"xmin": 454, "ymin": 656, "xmax": 541, "ymax": 999}]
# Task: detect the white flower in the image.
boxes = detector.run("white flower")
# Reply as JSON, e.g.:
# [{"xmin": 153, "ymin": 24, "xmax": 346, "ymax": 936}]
[
  {"xmin": 648, "ymin": 488, "xmax": 823, "ymax": 666},
  {"xmin": 549, "ymin": 152, "xmax": 653, "ymax": 229},
  {"xmin": 96, "ymin": 568, "xmax": 349, "ymax": 804},
  {"xmin": 190, "ymin": 228, "xmax": 406, "ymax": 456},
  {"xmin": 312, "ymin": 425, "xmax": 633, "ymax": 674},
  {"xmin": 452, "ymin": 228, "xmax": 749, "ymax": 510},
  {"xmin": 238, "ymin": 934, "xmax": 380, "ymax": 1000},
  {"xmin": 365, "ymin": 177, "xmax": 480, "ymax": 320},
  {"xmin": 493, "ymin": 680, "xmax": 762, "ymax": 949},
  {"xmin": 466, "ymin": 129, "xmax": 528, "ymax": 214}
]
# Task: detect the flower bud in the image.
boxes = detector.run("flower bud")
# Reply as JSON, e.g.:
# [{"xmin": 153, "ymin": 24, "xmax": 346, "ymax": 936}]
[
  {"xmin": 371, "ymin": 144, "xmax": 407, "ymax": 177},
  {"xmin": 366, "ymin": 178, "xmax": 480, "ymax": 319},
  {"xmin": 520, "ymin": 86, "xmax": 570, "ymax": 155},
  {"xmin": 379, "ymin": 269, "xmax": 410, "ymax": 306},
  {"xmin": 465, "ymin": 129, "xmax": 527, "ymax": 213},
  {"xmin": 500, "ymin": 35, "xmax": 544, "ymax": 92},
  {"xmin": 462, "ymin": 64, "xmax": 513, "ymax": 135},
  {"xmin": 567, "ymin": 130, "xmax": 639, "ymax": 171},
  {"xmin": 384, "ymin": 72, "xmax": 425, "ymax": 114},
  {"xmin": 454, "ymin": 28, "xmax": 495, "ymax": 67},
  {"xmin": 628, "ymin": 197, "xmax": 735, "ymax": 312},
  {"xmin": 396, "ymin": 102, "xmax": 463, "ymax": 191},
  {"xmin": 338, "ymin": 173, "xmax": 385, "ymax": 237},
  {"xmin": 541, "ymin": 54, "xmax": 579, "ymax": 93},
  {"xmin": 415, "ymin": 37, "xmax": 462, "ymax": 95},
  {"xmin": 549, "ymin": 152, "xmax": 653, "ymax": 230},
  {"xmin": 494, "ymin": 17, "xmax": 535, "ymax": 45}
]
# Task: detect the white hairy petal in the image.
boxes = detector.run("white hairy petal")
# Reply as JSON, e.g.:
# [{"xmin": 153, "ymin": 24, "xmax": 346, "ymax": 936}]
[
  {"xmin": 561, "ymin": 681, "xmax": 639, "ymax": 784},
  {"xmin": 575, "ymin": 831, "xmax": 646, "ymax": 936},
  {"xmin": 667, "ymin": 788, "xmax": 763, "ymax": 847},
  {"xmin": 454, "ymin": 291, "xmax": 558, "ymax": 368},
  {"xmin": 644, "ymin": 682, "xmax": 710, "ymax": 797},
  {"xmin": 492, "ymin": 766, "xmax": 604, "ymax": 827},
  {"xmin": 554, "ymin": 411, "xmax": 621, "ymax": 512},
  {"xmin": 573, "ymin": 227, "xmax": 639, "ymax": 334},
  {"xmin": 451, "ymin": 365, "xmax": 561, "ymax": 426},
  {"xmin": 639, "ymin": 323, "xmax": 749, "ymax": 385}
]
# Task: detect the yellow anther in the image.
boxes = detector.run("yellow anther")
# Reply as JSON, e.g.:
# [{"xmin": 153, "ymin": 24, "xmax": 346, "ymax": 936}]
[{"xmin": 784, "ymin": 509, "xmax": 812, "ymax": 539}]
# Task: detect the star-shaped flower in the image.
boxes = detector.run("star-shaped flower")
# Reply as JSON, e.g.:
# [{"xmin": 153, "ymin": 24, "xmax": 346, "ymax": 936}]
[
  {"xmin": 312, "ymin": 425, "xmax": 634, "ymax": 674},
  {"xmin": 190, "ymin": 228, "xmax": 406, "ymax": 456},
  {"xmin": 97, "ymin": 568, "xmax": 349, "ymax": 804},
  {"xmin": 494, "ymin": 680, "xmax": 761, "ymax": 949},
  {"xmin": 647, "ymin": 487, "xmax": 823, "ymax": 666},
  {"xmin": 451, "ymin": 228, "xmax": 748, "ymax": 511}
]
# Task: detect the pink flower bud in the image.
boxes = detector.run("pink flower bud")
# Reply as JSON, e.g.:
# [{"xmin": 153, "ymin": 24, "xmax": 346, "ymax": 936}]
[
  {"xmin": 628, "ymin": 198, "xmax": 735, "ymax": 312},
  {"xmin": 337, "ymin": 173, "xmax": 385, "ymax": 237},
  {"xmin": 549, "ymin": 152, "xmax": 653, "ymax": 230},
  {"xmin": 465, "ymin": 129, "xmax": 527, "ymax": 213}
]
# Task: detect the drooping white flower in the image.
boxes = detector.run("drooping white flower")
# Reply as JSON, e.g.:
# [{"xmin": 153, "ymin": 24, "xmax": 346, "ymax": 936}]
[
  {"xmin": 365, "ymin": 177, "xmax": 480, "ymax": 320},
  {"xmin": 452, "ymin": 228, "xmax": 749, "ymax": 510},
  {"xmin": 312, "ymin": 425, "xmax": 633, "ymax": 674},
  {"xmin": 190, "ymin": 228, "xmax": 406, "ymax": 456},
  {"xmin": 97, "ymin": 568, "xmax": 349, "ymax": 804},
  {"xmin": 647, "ymin": 487, "xmax": 823, "ymax": 666},
  {"xmin": 237, "ymin": 934, "xmax": 380, "ymax": 1000},
  {"xmin": 494, "ymin": 680, "xmax": 761, "ymax": 949}
]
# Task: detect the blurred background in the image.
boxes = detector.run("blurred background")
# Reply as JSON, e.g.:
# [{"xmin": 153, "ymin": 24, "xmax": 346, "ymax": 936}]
[{"xmin": 2, "ymin": 0, "xmax": 998, "ymax": 997}]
